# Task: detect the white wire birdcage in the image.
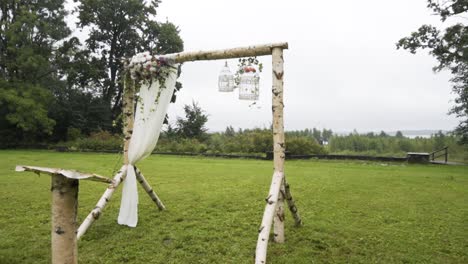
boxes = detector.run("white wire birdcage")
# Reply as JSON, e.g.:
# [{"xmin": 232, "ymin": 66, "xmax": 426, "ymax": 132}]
[
  {"xmin": 238, "ymin": 65, "xmax": 259, "ymax": 100},
  {"xmin": 218, "ymin": 61, "xmax": 235, "ymax": 92}
]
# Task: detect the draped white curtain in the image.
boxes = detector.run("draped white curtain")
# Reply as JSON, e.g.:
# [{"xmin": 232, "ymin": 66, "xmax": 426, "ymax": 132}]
[{"xmin": 118, "ymin": 65, "xmax": 178, "ymax": 227}]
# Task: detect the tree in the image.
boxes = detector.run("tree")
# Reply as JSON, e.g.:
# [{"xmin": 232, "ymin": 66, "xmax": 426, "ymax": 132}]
[
  {"xmin": 0, "ymin": 0, "xmax": 70, "ymax": 143},
  {"xmin": 286, "ymin": 137, "xmax": 327, "ymax": 155},
  {"xmin": 433, "ymin": 130, "xmax": 446, "ymax": 149},
  {"xmin": 379, "ymin": 131, "xmax": 388, "ymax": 137},
  {"xmin": 395, "ymin": 131, "xmax": 404, "ymax": 138},
  {"xmin": 175, "ymin": 101, "xmax": 208, "ymax": 141},
  {"xmin": 225, "ymin": 125, "xmax": 235, "ymax": 137},
  {"xmin": 75, "ymin": 0, "xmax": 184, "ymax": 126},
  {"xmin": 397, "ymin": 0, "xmax": 468, "ymax": 144},
  {"xmin": 312, "ymin": 128, "xmax": 322, "ymax": 142},
  {"xmin": 322, "ymin": 128, "xmax": 333, "ymax": 141}
]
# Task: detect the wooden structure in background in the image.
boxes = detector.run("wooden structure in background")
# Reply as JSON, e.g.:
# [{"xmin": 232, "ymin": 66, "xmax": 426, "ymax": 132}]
[{"xmin": 15, "ymin": 42, "xmax": 302, "ymax": 264}]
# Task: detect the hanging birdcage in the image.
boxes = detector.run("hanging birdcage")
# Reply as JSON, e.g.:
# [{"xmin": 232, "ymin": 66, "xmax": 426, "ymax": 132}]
[
  {"xmin": 218, "ymin": 61, "xmax": 235, "ymax": 92},
  {"xmin": 238, "ymin": 65, "xmax": 259, "ymax": 100}
]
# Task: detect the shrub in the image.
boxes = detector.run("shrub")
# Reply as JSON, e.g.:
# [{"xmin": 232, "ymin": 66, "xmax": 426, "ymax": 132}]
[
  {"xmin": 286, "ymin": 137, "xmax": 327, "ymax": 155},
  {"xmin": 156, "ymin": 138, "xmax": 207, "ymax": 153},
  {"xmin": 69, "ymin": 131, "xmax": 122, "ymax": 151},
  {"xmin": 66, "ymin": 128, "xmax": 82, "ymax": 141}
]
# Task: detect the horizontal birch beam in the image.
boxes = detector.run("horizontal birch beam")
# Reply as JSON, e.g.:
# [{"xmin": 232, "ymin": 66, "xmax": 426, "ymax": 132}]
[
  {"xmin": 16, "ymin": 165, "xmax": 113, "ymax": 184},
  {"xmin": 166, "ymin": 42, "xmax": 288, "ymax": 63}
]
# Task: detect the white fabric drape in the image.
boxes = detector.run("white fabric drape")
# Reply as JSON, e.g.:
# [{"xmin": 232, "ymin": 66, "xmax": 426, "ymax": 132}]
[{"xmin": 118, "ymin": 65, "xmax": 178, "ymax": 227}]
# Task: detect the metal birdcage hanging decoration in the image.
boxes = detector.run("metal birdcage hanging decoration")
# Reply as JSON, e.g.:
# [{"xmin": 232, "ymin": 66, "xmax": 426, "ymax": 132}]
[
  {"xmin": 238, "ymin": 65, "xmax": 260, "ymax": 101},
  {"xmin": 218, "ymin": 61, "xmax": 235, "ymax": 92},
  {"xmin": 218, "ymin": 59, "xmax": 261, "ymax": 101}
]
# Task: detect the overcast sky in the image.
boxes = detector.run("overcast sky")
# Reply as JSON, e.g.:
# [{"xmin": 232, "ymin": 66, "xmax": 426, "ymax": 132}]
[
  {"xmin": 152, "ymin": 0, "xmax": 461, "ymax": 133},
  {"xmin": 67, "ymin": 0, "xmax": 461, "ymax": 133}
]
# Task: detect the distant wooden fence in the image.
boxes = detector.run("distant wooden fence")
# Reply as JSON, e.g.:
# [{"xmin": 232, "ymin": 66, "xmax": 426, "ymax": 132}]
[
  {"xmin": 285, "ymin": 154, "xmax": 407, "ymax": 162},
  {"xmin": 51, "ymin": 147, "xmax": 409, "ymax": 162},
  {"xmin": 429, "ymin": 146, "xmax": 448, "ymax": 163},
  {"xmin": 9, "ymin": 145, "xmax": 446, "ymax": 163}
]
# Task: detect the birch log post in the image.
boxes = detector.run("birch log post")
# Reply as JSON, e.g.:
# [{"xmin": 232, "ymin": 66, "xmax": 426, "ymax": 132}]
[
  {"xmin": 273, "ymin": 183, "xmax": 286, "ymax": 243},
  {"xmin": 134, "ymin": 166, "xmax": 165, "ymax": 210},
  {"xmin": 76, "ymin": 166, "xmax": 127, "ymax": 240},
  {"xmin": 51, "ymin": 174, "xmax": 78, "ymax": 264},
  {"xmin": 123, "ymin": 72, "xmax": 135, "ymax": 165},
  {"xmin": 255, "ymin": 47, "xmax": 287, "ymax": 264},
  {"xmin": 271, "ymin": 47, "xmax": 286, "ymax": 244}
]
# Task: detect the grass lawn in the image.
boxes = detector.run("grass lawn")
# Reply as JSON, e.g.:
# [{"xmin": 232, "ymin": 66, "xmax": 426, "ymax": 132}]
[{"xmin": 0, "ymin": 150, "xmax": 467, "ymax": 263}]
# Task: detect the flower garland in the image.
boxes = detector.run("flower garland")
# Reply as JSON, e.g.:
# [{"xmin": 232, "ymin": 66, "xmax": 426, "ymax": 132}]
[
  {"xmin": 234, "ymin": 57, "xmax": 263, "ymax": 86},
  {"xmin": 123, "ymin": 52, "xmax": 178, "ymax": 116},
  {"xmin": 125, "ymin": 52, "xmax": 176, "ymax": 87},
  {"xmin": 233, "ymin": 57, "xmax": 263, "ymax": 108}
]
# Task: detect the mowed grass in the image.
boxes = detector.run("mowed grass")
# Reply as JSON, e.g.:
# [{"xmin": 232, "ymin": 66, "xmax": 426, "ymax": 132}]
[{"xmin": 0, "ymin": 150, "xmax": 467, "ymax": 264}]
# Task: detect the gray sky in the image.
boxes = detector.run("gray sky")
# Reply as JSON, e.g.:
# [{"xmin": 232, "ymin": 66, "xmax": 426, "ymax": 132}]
[
  {"xmin": 156, "ymin": 0, "xmax": 460, "ymax": 132},
  {"xmin": 67, "ymin": 0, "xmax": 461, "ymax": 132}
]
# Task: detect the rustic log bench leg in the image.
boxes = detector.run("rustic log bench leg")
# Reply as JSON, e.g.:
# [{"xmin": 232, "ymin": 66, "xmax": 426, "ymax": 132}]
[{"xmin": 51, "ymin": 174, "xmax": 78, "ymax": 264}]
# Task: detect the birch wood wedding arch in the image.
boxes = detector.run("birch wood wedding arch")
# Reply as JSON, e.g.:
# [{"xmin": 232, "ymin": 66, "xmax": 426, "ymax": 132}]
[{"xmin": 16, "ymin": 42, "xmax": 302, "ymax": 264}]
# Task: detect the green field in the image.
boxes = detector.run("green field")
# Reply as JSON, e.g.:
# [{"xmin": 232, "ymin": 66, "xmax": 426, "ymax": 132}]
[{"xmin": 0, "ymin": 150, "xmax": 467, "ymax": 263}]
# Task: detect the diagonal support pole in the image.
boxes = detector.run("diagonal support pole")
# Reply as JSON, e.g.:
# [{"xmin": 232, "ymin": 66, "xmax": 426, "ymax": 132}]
[
  {"xmin": 77, "ymin": 166, "xmax": 127, "ymax": 240},
  {"xmin": 255, "ymin": 171, "xmax": 285, "ymax": 264},
  {"xmin": 134, "ymin": 166, "xmax": 166, "ymax": 210},
  {"xmin": 284, "ymin": 179, "xmax": 302, "ymax": 226}
]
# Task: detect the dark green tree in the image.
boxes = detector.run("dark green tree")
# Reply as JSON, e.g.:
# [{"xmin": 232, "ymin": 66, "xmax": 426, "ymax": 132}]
[
  {"xmin": 312, "ymin": 128, "xmax": 322, "ymax": 142},
  {"xmin": 397, "ymin": 0, "xmax": 468, "ymax": 144},
  {"xmin": 322, "ymin": 128, "xmax": 333, "ymax": 141},
  {"xmin": 379, "ymin": 131, "xmax": 388, "ymax": 137},
  {"xmin": 75, "ymin": 0, "xmax": 184, "ymax": 125},
  {"xmin": 50, "ymin": 37, "xmax": 115, "ymax": 139},
  {"xmin": 433, "ymin": 130, "xmax": 446, "ymax": 149},
  {"xmin": 0, "ymin": 0, "xmax": 70, "ymax": 144},
  {"xmin": 395, "ymin": 131, "xmax": 404, "ymax": 138},
  {"xmin": 175, "ymin": 101, "xmax": 208, "ymax": 141},
  {"xmin": 225, "ymin": 125, "xmax": 236, "ymax": 137}
]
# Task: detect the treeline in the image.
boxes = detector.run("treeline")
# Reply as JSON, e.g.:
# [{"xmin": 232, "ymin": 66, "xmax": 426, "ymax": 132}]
[
  {"xmin": 0, "ymin": 0, "xmax": 183, "ymax": 147},
  {"xmin": 157, "ymin": 127, "xmax": 327, "ymax": 155},
  {"xmin": 64, "ymin": 124, "xmax": 467, "ymax": 161},
  {"xmin": 65, "ymin": 127, "xmax": 328, "ymax": 155},
  {"xmin": 65, "ymin": 103, "xmax": 328, "ymax": 155},
  {"xmin": 32, "ymin": 99, "xmax": 468, "ymax": 161},
  {"xmin": 329, "ymin": 131, "xmax": 467, "ymax": 160}
]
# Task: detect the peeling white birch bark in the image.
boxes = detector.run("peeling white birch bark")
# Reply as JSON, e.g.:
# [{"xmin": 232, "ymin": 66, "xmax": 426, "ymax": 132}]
[
  {"xmin": 272, "ymin": 47, "xmax": 286, "ymax": 245},
  {"xmin": 168, "ymin": 43, "xmax": 288, "ymax": 63},
  {"xmin": 134, "ymin": 166, "xmax": 165, "ymax": 210},
  {"xmin": 284, "ymin": 180, "xmax": 303, "ymax": 226},
  {"xmin": 255, "ymin": 171, "xmax": 284, "ymax": 264},
  {"xmin": 273, "ymin": 182, "xmax": 286, "ymax": 243},
  {"xmin": 255, "ymin": 47, "xmax": 287, "ymax": 264},
  {"xmin": 51, "ymin": 174, "xmax": 78, "ymax": 264},
  {"xmin": 16, "ymin": 165, "xmax": 112, "ymax": 183},
  {"xmin": 76, "ymin": 166, "xmax": 127, "ymax": 240},
  {"xmin": 123, "ymin": 73, "xmax": 135, "ymax": 165}
]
